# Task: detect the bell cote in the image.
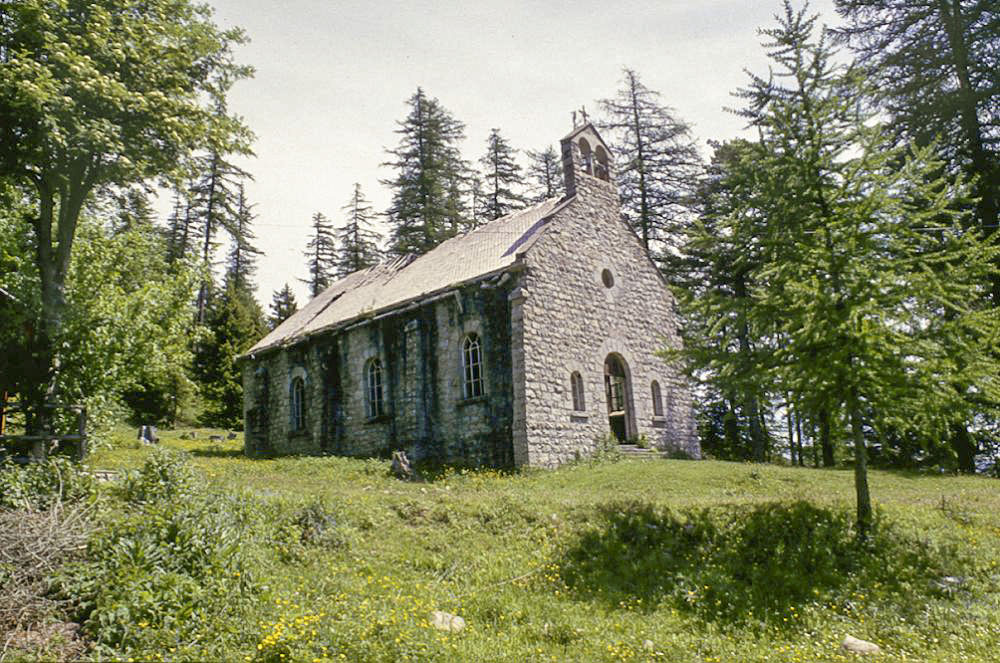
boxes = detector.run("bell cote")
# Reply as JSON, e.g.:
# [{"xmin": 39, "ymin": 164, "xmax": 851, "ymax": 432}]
[{"xmin": 560, "ymin": 122, "xmax": 613, "ymax": 198}]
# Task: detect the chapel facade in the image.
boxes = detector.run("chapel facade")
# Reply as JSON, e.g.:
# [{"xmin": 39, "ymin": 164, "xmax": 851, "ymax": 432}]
[{"xmin": 240, "ymin": 122, "xmax": 699, "ymax": 466}]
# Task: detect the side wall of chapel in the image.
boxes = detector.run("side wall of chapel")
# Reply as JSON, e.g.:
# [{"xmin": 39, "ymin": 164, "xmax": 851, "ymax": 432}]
[{"xmin": 242, "ymin": 285, "xmax": 515, "ymax": 465}]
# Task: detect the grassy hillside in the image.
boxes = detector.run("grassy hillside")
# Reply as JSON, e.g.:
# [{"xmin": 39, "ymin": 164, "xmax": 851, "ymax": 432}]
[{"xmin": 65, "ymin": 430, "xmax": 1000, "ymax": 661}]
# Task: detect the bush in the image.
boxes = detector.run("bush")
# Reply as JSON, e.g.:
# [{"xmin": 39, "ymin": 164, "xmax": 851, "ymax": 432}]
[
  {"xmin": 56, "ymin": 451, "xmax": 262, "ymax": 658},
  {"xmin": 0, "ymin": 456, "xmax": 97, "ymax": 510}
]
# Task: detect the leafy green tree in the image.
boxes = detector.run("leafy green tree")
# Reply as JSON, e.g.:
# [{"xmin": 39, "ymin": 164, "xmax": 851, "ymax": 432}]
[
  {"xmin": 268, "ymin": 283, "xmax": 298, "ymax": 329},
  {"xmin": 301, "ymin": 212, "xmax": 336, "ymax": 298},
  {"xmin": 479, "ymin": 128, "xmax": 526, "ymax": 221},
  {"xmin": 334, "ymin": 183, "xmax": 382, "ymax": 278},
  {"xmin": 525, "ymin": 145, "xmax": 563, "ymax": 203},
  {"xmin": 599, "ymin": 68, "xmax": 702, "ymax": 253},
  {"xmin": 194, "ymin": 279, "xmax": 267, "ymax": 429},
  {"xmin": 383, "ymin": 88, "xmax": 468, "ymax": 255},
  {"xmin": 731, "ymin": 3, "xmax": 1000, "ymax": 534},
  {"xmin": 0, "ymin": 0, "xmax": 252, "ymax": 442}
]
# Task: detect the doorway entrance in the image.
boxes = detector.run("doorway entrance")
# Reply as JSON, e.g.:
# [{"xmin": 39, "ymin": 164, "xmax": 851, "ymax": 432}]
[{"xmin": 604, "ymin": 354, "xmax": 633, "ymax": 442}]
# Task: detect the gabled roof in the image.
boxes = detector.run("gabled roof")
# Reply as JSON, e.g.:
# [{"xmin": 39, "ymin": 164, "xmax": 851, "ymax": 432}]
[{"xmin": 246, "ymin": 197, "xmax": 565, "ymax": 355}]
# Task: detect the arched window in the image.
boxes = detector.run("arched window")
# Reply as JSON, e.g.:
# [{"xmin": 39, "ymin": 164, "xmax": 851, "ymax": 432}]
[
  {"xmin": 290, "ymin": 376, "xmax": 305, "ymax": 431},
  {"xmin": 594, "ymin": 145, "xmax": 610, "ymax": 181},
  {"xmin": 578, "ymin": 137, "xmax": 593, "ymax": 175},
  {"xmin": 571, "ymin": 372, "xmax": 585, "ymax": 411},
  {"xmin": 365, "ymin": 358, "xmax": 384, "ymax": 418},
  {"xmin": 463, "ymin": 333, "xmax": 484, "ymax": 399},
  {"xmin": 651, "ymin": 380, "xmax": 664, "ymax": 417}
]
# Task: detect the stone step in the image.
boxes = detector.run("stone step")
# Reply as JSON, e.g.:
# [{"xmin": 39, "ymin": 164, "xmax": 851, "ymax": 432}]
[{"xmin": 617, "ymin": 444, "xmax": 662, "ymax": 458}]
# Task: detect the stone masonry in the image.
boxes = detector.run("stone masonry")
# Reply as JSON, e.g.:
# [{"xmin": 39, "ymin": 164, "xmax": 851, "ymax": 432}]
[{"xmin": 240, "ymin": 121, "xmax": 698, "ymax": 467}]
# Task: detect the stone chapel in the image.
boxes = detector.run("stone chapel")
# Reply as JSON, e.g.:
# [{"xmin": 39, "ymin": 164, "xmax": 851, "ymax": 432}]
[{"xmin": 240, "ymin": 122, "xmax": 699, "ymax": 466}]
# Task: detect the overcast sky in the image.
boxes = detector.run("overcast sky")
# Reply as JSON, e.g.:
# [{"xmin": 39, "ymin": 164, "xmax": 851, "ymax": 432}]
[{"xmin": 195, "ymin": 0, "xmax": 841, "ymax": 306}]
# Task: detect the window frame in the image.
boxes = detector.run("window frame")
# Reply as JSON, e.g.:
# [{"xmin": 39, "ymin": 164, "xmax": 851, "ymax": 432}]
[
  {"xmin": 651, "ymin": 380, "xmax": 664, "ymax": 417},
  {"xmin": 462, "ymin": 333, "xmax": 484, "ymax": 399},
  {"xmin": 570, "ymin": 371, "xmax": 586, "ymax": 412},
  {"xmin": 365, "ymin": 357, "xmax": 384, "ymax": 419},
  {"xmin": 290, "ymin": 376, "xmax": 305, "ymax": 432}
]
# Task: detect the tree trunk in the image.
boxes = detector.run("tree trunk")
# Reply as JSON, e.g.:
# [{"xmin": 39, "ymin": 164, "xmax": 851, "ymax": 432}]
[
  {"xmin": 849, "ymin": 388, "xmax": 872, "ymax": 540},
  {"xmin": 820, "ymin": 407, "xmax": 834, "ymax": 467},
  {"xmin": 785, "ymin": 394, "xmax": 796, "ymax": 465},
  {"xmin": 951, "ymin": 422, "xmax": 977, "ymax": 473},
  {"xmin": 795, "ymin": 403, "xmax": 805, "ymax": 467},
  {"xmin": 723, "ymin": 396, "xmax": 741, "ymax": 458}
]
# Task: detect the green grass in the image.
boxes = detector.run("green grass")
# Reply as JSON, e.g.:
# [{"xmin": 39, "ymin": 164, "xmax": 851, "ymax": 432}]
[{"xmin": 80, "ymin": 427, "xmax": 1000, "ymax": 662}]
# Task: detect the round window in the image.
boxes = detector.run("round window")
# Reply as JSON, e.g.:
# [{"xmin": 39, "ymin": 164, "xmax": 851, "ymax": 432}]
[{"xmin": 601, "ymin": 269, "xmax": 614, "ymax": 288}]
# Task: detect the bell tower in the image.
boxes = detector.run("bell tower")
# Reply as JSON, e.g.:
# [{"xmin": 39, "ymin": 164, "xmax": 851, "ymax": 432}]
[{"xmin": 560, "ymin": 113, "xmax": 613, "ymax": 198}]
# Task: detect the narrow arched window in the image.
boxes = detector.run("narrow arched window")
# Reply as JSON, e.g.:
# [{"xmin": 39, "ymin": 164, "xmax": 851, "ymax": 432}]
[
  {"xmin": 291, "ymin": 376, "xmax": 305, "ymax": 431},
  {"xmin": 594, "ymin": 145, "xmax": 610, "ymax": 181},
  {"xmin": 571, "ymin": 372, "xmax": 585, "ymax": 411},
  {"xmin": 651, "ymin": 380, "xmax": 664, "ymax": 417},
  {"xmin": 578, "ymin": 137, "xmax": 593, "ymax": 175},
  {"xmin": 366, "ymin": 358, "xmax": 384, "ymax": 418},
  {"xmin": 463, "ymin": 333, "xmax": 484, "ymax": 399}
]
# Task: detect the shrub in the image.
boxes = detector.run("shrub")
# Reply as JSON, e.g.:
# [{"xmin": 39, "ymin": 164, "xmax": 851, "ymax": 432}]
[
  {"xmin": 0, "ymin": 456, "xmax": 97, "ymax": 510},
  {"xmin": 119, "ymin": 447, "xmax": 199, "ymax": 503}
]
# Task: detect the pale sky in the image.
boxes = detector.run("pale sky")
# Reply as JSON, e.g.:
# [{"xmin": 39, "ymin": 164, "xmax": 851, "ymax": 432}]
[{"xmin": 191, "ymin": 0, "xmax": 840, "ymax": 306}]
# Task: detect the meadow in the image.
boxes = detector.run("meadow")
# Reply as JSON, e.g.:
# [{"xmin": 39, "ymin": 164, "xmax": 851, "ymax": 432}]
[{"xmin": 6, "ymin": 429, "xmax": 1000, "ymax": 662}]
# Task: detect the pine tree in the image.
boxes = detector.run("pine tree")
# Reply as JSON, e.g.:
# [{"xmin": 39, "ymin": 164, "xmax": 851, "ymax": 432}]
[
  {"xmin": 269, "ymin": 283, "xmax": 298, "ymax": 329},
  {"xmin": 165, "ymin": 182, "xmax": 197, "ymax": 266},
  {"xmin": 195, "ymin": 278, "xmax": 267, "ymax": 428},
  {"xmin": 832, "ymin": 0, "xmax": 999, "ymax": 255},
  {"xmin": 334, "ymin": 183, "xmax": 382, "ymax": 278},
  {"xmin": 599, "ymin": 68, "xmax": 702, "ymax": 254},
  {"xmin": 671, "ymin": 139, "xmax": 773, "ymax": 462},
  {"xmin": 479, "ymin": 128, "xmax": 526, "ymax": 221},
  {"xmin": 382, "ymin": 88, "xmax": 468, "ymax": 255},
  {"xmin": 226, "ymin": 181, "xmax": 261, "ymax": 291},
  {"xmin": 190, "ymin": 150, "xmax": 252, "ymax": 323},
  {"xmin": 525, "ymin": 145, "xmax": 563, "ymax": 203},
  {"xmin": 301, "ymin": 212, "xmax": 336, "ymax": 297},
  {"xmin": 726, "ymin": 2, "xmax": 1000, "ymax": 535}
]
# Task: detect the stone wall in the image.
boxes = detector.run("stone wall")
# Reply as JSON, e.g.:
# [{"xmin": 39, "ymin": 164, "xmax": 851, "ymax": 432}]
[
  {"xmin": 514, "ymin": 138, "xmax": 699, "ymax": 466},
  {"xmin": 242, "ymin": 285, "xmax": 515, "ymax": 465}
]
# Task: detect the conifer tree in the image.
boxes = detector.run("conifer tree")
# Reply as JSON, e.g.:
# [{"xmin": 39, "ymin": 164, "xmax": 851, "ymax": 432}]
[
  {"xmin": 479, "ymin": 128, "xmax": 526, "ymax": 220},
  {"xmin": 599, "ymin": 68, "xmax": 702, "ymax": 254},
  {"xmin": 226, "ymin": 181, "xmax": 261, "ymax": 291},
  {"xmin": 194, "ymin": 278, "xmax": 267, "ymax": 428},
  {"xmin": 383, "ymin": 88, "xmax": 468, "ymax": 255},
  {"xmin": 832, "ymin": 0, "xmax": 999, "ymax": 262},
  {"xmin": 525, "ymin": 146, "xmax": 563, "ymax": 203},
  {"xmin": 190, "ymin": 149, "xmax": 252, "ymax": 323},
  {"xmin": 671, "ymin": 139, "xmax": 772, "ymax": 462},
  {"xmin": 269, "ymin": 283, "xmax": 298, "ymax": 329},
  {"xmin": 301, "ymin": 212, "xmax": 336, "ymax": 298},
  {"xmin": 165, "ymin": 182, "xmax": 197, "ymax": 266},
  {"xmin": 334, "ymin": 183, "xmax": 382, "ymax": 278},
  {"xmin": 724, "ymin": 2, "xmax": 1000, "ymax": 535}
]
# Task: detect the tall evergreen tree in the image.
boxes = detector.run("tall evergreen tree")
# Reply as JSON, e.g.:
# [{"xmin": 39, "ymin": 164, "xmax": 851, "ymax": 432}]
[
  {"xmin": 194, "ymin": 278, "xmax": 267, "ymax": 428},
  {"xmin": 671, "ymin": 139, "xmax": 772, "ymax": 462},
  {"xmin": 479, "ymin": 128, "xmax": 526, "ymax": 221},
  {"xmin": 334, "ymin": 183, "xmax": 382, "ymax": 278},
  {"xmin": 165, "ymin": 182, "xmax": 198, "ymax": 266},
  {"xmin": 226, "ymin": 181, "xmax": 261, "ymax": 291},
  {"xmin": 726, "ymin": 2, "xmax": 1000, "ymax": 535},
  {"xmin": 525, "ymin": 145, "xmax": 563, "ymax": 203},
  {"xmin": 832, "ymin": 0, "xmax": 1000, "ymax": 268},
  {"xmin": 301, "ymin": 211, "xmax": 336, "ymax": 298},
  {"xmin": 599, "ymin": 68, "xmax": 702, "ymax": 254},
  {"xmin": 190, "ymin": 148, "xmax": 252, "ymax": 323},
  {"xmin": 268, "ymin": 283, "xmax": 298, "ymax": 329},
  {"xmin": 382, "ymin": 88, "xmax": 468, "ymax": 255}
]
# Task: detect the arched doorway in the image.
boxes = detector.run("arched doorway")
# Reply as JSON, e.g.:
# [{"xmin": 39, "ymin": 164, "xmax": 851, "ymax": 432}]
[{"xmin": 604, "ymin": 354, "xmax": 634, "ymax": 442}]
